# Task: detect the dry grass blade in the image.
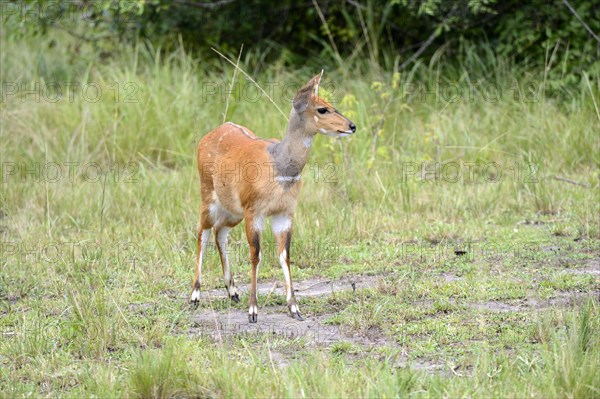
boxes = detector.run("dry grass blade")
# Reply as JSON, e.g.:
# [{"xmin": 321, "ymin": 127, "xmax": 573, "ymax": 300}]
[
  {"xmin": 211, "ymin": 47, "xmax": 288, "ymax": 121},
  {"xmin": 222, "ymin": 44, "xmax": 244, "ymax": 124}
]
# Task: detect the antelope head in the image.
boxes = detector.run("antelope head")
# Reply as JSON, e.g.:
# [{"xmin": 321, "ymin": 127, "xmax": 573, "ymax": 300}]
[{"xmin": 293, "ymin": 71, "xmax": 356, "ymax": 137}]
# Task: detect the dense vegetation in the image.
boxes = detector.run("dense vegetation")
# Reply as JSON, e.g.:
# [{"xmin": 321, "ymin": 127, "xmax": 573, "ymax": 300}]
[{"xmin": 4, "ymin": 1, "xmax": 599, "ymax": 81}]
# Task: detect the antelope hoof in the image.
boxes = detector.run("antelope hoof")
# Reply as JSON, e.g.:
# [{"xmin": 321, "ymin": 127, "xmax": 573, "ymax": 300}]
[
  {"xmin": 289, "ymin": 304, "xmax": 303, "ymax": 321},
  {"xmin": 230, "ymin": 292, "xmax": 240, "ymax": 303},
  {"xmin": 190, "ymin": 288, "xmax": 201, "ymax": 307},
  {"xmin": 248, "ymin": 305, "xmax": 257, "ymax": 323},
  {"xmin": 290, "ymin": 311, "xmax": 304, "ymax": 321}
]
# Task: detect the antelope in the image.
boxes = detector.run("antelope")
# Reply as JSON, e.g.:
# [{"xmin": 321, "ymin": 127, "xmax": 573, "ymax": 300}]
[{"xmin": 190, "ymin": 72, "xmax": 356, "ymax": 323}]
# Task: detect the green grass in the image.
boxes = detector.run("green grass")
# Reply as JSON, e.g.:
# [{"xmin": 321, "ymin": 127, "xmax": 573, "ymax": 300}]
[
  {"xmin": 1, "ymin": 30, "xmax": 599, "ymax": 397},
  {"xmin": 2, "ymin": 303, "xmax": 598, "ymax": 398}
]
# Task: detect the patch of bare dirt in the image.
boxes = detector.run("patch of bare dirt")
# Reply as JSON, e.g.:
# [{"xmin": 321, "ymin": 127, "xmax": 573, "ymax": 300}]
[
  {"xmin": 188, "ymin": 274, "xmax": 398, "ymax": 347},
  {"xmin": 195, "ymin": 274, "xmax": 385, "ymax": 301},
  {"xmin": 471, "ymin": 290, "xmax": 599, "ymax": 312},
  {"xmin": 471, "ymin": 301, "xmax": 521, "ymax": 312},
  {"xmin": 188, "ymin": 274, "xmax": 399, "ymax": 350},
  {"xmin": 190, "ymin": 309, "xmax": 344, "ymax": 344},
  {"xmin": 563, "ymin": 259, "xmax": 600, "ymax": 276},
  {"xmin": 189, "ymin": 307, "xmax": 399, "ymax": 350},
  {"xmin": 520, "ymin": 290, "xmax": 600, "ymax": 309}
]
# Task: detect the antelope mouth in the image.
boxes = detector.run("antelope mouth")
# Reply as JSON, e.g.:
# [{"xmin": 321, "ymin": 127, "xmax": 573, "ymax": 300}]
[{"xmin": 337, "ymin": 130, "xmax": 354, "ymax": 136}]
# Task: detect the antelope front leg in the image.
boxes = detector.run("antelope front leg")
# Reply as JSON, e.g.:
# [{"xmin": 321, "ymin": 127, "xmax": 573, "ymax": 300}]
[
  {"xmin": 245, "ymin": 213, "xmax": 262, "ymax": 323},
  {"xmin": 271, "ymin": 214, "xmax": 303, "ymax": 320}
]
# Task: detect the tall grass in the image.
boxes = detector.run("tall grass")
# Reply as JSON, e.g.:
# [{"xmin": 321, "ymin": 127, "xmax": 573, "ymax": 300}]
[{"xmin": 2, "ymin": 32, "xmax": 598, "ymax": 243}]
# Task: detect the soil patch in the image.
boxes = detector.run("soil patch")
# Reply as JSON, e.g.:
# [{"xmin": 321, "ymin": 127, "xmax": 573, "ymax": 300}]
[
  {"xmin": 471, "ymin": 290, "xmax": 599, "ymax": 312},
  {"xmin": 563, "ymin": 259, "xmax": 600, "ymax": 276},
  {"xmin": 190, "ymin": 309, "xmax": 344, "ymax": 344},
  {"xmin": 196, "ymin": 274, "xmax": 385, "ymax": 301}
]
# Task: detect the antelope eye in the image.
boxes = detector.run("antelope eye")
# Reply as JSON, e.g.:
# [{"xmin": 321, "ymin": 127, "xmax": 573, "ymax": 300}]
[{"xmin": 317, "ymin": 107, "xmax": 328, "ymax": 114}]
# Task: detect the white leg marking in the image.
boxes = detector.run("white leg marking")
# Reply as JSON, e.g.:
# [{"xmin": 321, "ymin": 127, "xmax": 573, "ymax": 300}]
[
  {"xmin": 271, "ymin": 214, "xmax": 292, "ymax": 235},
  {"xmin": 253, "ymin": 215, "xmax": 264, "ymax": 232},
  {"xmin": 209, "ymin": 203, "xmax": 242, "ymax": 226},
  {"xmin": 216, "ymin": 226, "xmax": 232, "ymax": 287},
  {"xmin": 271, "ymin": 217, "xmax": 293, "ymax": 302},
  {"xmin": 279, "ymin": 249, "xmax": 292, "ymax": 302},
  {"xmin": 208, "ymin": 204, "xmax": 219, "ymax": 224},
  {"xmin": 248, "ymin": 305, "xmax": 258, "ymax": 315},
  {"xmin": 191, "ymin": 229, "xmax": 211, "ymax": 301},
  {"xmin": 290, "ymin": 304, "xmax": 299, "ymax": 314},
  {"xmin": 196, "ymin": 229, "xmax": 211, "ymax": 283},
  {"xmin": 216, "ymin": 227, "xmax": 230, "ymax": 251}
]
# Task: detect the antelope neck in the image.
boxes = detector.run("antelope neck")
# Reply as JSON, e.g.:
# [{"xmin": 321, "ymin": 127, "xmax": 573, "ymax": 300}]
[{"xmin": 268, "ymin": 108, "xmax": 316, "ymax": 178}]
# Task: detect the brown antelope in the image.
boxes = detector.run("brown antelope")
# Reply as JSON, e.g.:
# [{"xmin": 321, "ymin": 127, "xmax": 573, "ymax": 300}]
[{"xmin": 190, "ymin": 72, "xmax": 356, "ymax": 322}]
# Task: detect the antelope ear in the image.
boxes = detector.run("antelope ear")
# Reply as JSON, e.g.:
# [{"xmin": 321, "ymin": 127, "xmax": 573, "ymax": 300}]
[
  {"xmin": 293, "ymin": 72, "xmax": 323, "ymax": 113},
  {"xmin": 314, "ymin": 70, "xmax": 324, "ymax": 97}
]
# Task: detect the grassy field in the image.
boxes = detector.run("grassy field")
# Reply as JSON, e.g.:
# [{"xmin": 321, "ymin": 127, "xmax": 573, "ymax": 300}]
[{"xmin": 1, "ymin": 32, "xmax": 599, "ymax": 398}]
